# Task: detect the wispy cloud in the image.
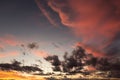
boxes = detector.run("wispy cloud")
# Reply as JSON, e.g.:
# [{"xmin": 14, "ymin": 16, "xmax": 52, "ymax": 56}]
[
  {"xmin": 32, "ymin": 50, "xmax": 49, "ymax": 58},
  {"xmin": 35, "ymin": 0, "xmax": 59, "ymax": 27},
  {"xmin": 0, "ymin": 34, "xmax": 19, "ymax": 46},
  {"xmin": 0, "ymin": 51, "xmax": 19, "ymax": 58}
]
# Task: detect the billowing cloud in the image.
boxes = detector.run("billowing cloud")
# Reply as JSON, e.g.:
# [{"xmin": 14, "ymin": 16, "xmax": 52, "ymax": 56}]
[{"xmin": 47, "ymin": 0, "xmax": 120, "ymax": 56}]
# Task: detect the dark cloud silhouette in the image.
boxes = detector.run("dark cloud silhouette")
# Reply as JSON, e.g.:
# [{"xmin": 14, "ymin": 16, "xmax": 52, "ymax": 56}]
[
  {"xmin": 27, "ymin": 42, "xmax": 39, "ymax": 50},
  {"xmin": 45, "ymin": 46, "xmax": 87, "ymax": 72},
  {"xmin": 44, "ymin": 55, "xmax": 61, "ymax": 71},
  {"xmin": 19, "ymin": 42, "xmax": 39, "ymax": 55},
  {"xmin": 44, "ymin": 45, "xmax": 120, "ymax": 78},
  {"xmin": 0, "ymin": 59, "xmax": 43, "ymax": 73}
]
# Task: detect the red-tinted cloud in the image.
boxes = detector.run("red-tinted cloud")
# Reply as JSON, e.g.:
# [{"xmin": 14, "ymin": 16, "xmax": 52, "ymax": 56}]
[
  {"xmin": 73, "ymin": 42, "xmax": 105, "ymax": 57},
  {"xmin": 0, "ymin": 44, "xmax": 4, "ymax": 49},
  {"xmin": 35, "ymin": 0, "xmax": 59, "ymax": 27},
  {"xmin": 33, "ymin": 50, "xmax": 49, "ymax": 58},
  {"xmin": 48, "ymin": 0, "xmax": 120, "ymax": 56},
  {"xmin": 0, "ymin": 34, "xmax": 19, "ymax": 46}
]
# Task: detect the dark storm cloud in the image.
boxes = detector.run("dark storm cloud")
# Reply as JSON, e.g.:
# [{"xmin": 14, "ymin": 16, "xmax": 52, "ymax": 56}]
[{"xmin": 46, "ymin": 0, "xmax": 120, "ymax": 56}]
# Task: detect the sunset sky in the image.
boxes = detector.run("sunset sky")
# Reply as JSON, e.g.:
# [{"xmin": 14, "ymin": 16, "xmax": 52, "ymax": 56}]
[{"xmin": 0, "ymin": 0, "xmax": 120, "ymax": 72}]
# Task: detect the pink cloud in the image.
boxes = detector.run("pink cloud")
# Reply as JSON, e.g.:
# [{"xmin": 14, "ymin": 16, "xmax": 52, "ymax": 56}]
[
  {"xmin": 73, "ymin": 42, "xmax": 105, "ymax": 57},
  {"xmin": 0, "ymin": 51, "xmax": 19, "ymax": 58},
  {"xmin": 0, "ymin": 34, "xmax": 19, "ymax": 46},
  {"xmin": 48, "ymin": 0, "xmax": 120, "ymax": 56},
  {"xmin": 33, "ymin": 50, "xmax": 49, "ymax": 58},
  {"xmin": 35, "ymin": 0, "xmax": 58, "ymax": 27},
  {"xmin": 0, "ymin": 44, "xmax": 4, "ymax": 49}
]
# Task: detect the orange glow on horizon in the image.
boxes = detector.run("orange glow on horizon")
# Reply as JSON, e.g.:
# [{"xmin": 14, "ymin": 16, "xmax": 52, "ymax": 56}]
[{"xmin": 0, "ymin": 70, "xmax": 45, "ymax": 80}]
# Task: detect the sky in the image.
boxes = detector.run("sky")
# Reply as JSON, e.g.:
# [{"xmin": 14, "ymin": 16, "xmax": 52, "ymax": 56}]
[
  {"xmin": 0, "ymin": 0, "xmax": 120, "ymax": 72},
  {"xmin": 0, "ymin": 0, "xmax": 78, "ymax": 72}
]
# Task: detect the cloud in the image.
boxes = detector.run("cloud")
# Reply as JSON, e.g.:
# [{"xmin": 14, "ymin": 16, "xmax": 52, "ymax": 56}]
[
  {"xmin": 0, "ymin": 51, "xmax": 19, "ymax": 58},
  {"xmin": 73, "ymin": 42, "xmax": 105, "ymax": 57},
  {"xmin": 48, "ymin": 0, "xmax": 120, "ymax": 56},
  {"xmin": 27, "ymin": 42, "xmax": 39, "ymax": 50},
  {"xmin": 0, "ymin": 34, "xmax": 20, "ymax": 58},
  {"xmin": 0, "ymin": 34, "xmax": 19, "ymax": 46},
  {"xmin": 35, "ymin": 0, "xmax": 60, "ymax": 27},
  {"xmin": 52, "ymin": 43, "xmax": 60, "ymax": 48},
  {"xmin": 0, "ymin": 44, "xmax": 4, "ymax": 52},
  {"xmin": 52, "ymin": 42, "xmax": 67, "ymax": 52},
  {"xmin": 33, "ymin": 50, "xmax": 49, "ymax": 58}
]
